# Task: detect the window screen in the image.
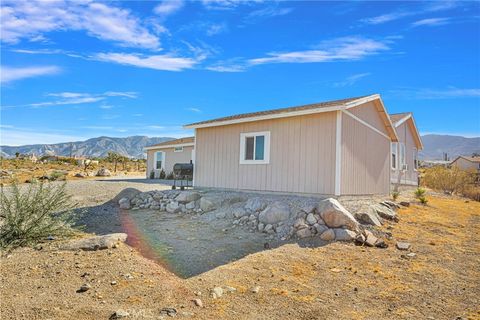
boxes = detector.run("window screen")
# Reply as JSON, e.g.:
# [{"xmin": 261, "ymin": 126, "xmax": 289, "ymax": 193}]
[{"xmin": 245, "ymin": 137, "xmax": 254, "ymax": 160}]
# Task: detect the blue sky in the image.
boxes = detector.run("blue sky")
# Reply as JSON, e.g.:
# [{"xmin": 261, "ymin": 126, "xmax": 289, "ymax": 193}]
[{"xmin": 1, "ymin": 0, "xmax": 479, "ymax": 146}]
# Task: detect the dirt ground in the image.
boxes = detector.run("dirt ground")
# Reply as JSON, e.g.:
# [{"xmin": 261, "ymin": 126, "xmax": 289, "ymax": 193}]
[{"xmin": 1, "ymin": 189, "xmax": 479, "ymax": 319}]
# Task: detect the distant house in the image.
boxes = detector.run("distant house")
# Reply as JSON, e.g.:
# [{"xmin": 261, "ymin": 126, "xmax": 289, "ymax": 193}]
[
  {"xmin": 450, "ymin": 156, "xmax": 480, "ymax": 172},
  {"xmin": 389, "ymin": 112, "xmax": 424, "ymax": 186},
  {"xmin": 144, "ymin": 137, "xmax": 194, "ymax": 178},
  {"xmin": 184, "ymin": 94, "xmax": 422, "ymax": 196}
]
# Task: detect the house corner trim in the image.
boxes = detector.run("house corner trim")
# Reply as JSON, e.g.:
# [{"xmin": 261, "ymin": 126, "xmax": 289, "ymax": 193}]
[{"xmin": 335, "ymin": 110, "xmax": 342, "ymax": 196}]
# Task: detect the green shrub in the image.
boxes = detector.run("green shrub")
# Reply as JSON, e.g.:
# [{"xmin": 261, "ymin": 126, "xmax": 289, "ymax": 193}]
[
  {"xmin": 166, "ymin": 172, "xmax": 174, "ymax": 180},
  {"xmin": 418, "ymin": 196, "xmax": 428, "ymax": 205},
  {"xmin": 414, "ymin": 187, "xmax": 426, "ymax": 199},
  {"xmin": 49, "ymin": 171, "xmax": 66, "ymax": 181},
  {"xmin": 159, "ymin": 169, "xmax": 166, "ymax": 179},
  {"xmin": 0, "ymin": 182, "xmax": 77, "ymax": 250},
  {"xmin": 392, "ymin": 191, "xmax": 399, "ymax": 201},
  {"xmin": 149, "ymin": 170, "xmax": 155, "ymax": 179}
]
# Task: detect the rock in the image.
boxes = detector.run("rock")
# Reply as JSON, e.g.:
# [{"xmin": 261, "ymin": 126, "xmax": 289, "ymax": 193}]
[
  {"xmin": 371, "ymin": 204, "xmax": 397, "ymax": 221},
  {"xmin": 251, "ymin": 286, "xmax": 261, "ymax": 293},
  {"xmin": 77, "ymin": 283, "xmax": 91, "ymax": 293},
  {"xmin": 160, "ymin": 308, "xmax": 177, "ymax": 317},
  {"xmin": 320, "ymin": 229, "xmax": 335, "ymax": 241},
  {"xmin": 166, "ymin": 202, "xmax": 181, "ymax": 213},
  {"xmin": 400, "ymin": 201, "xmax": 410, "ymax": 207},
  {"xmin": 193, "ymin": 299, "xmax": 203, "ymax": 308},
  {"xmin": 406, "ymin": 252, "xmax": 416, "ymax": 258},
  {"xmin": 200, "ymin": 197, "xmax": 216, "ymax": 212},
  {"xmin": 382, "ymin": 200, "xmax": 400, "ymax": 210},
  {"xmin": 215, "ymin": 211, "xmax": 226, "ymax": 219},
  {"xmin": 110, "ymin": 310, "xmax": 130, "ymax": 319},
  {"xmin": 355, "ymin": 207, "xmax": 382, "ymax": 227},
  {"xmin": 245, "ymin": 198, "xmax": 267, "ymax": 212},
  {"xmin": 296, "ymin": 228, "xmax": 312, "ymax": 238},
  {"xmin": 74, "ymin": 172, "xmax": 86, "ymax": 178},
  {"xmin": 306, "ymin": 213, "xmax": 317, "ymax": 225},
  {"xmin": 264, "ymin": 224, "xmax": 273, "ymax": 233},
  {"xmin": 396, "ymin": 242, "xmax": 411, "ymax": 250},
  {"xmin": 334, "ymin": 229, "xmax": 357, "ymax": 241},
  {"xmin": 61, "ymin": 233, "xmax": 127, "ymax": 251},
  {"xmin": 175, "ymin": 191, "xmax": 201, "ymax": 204},
  {"xmin": 186, "ymin": 201, "xmax": 196, "ymax": 210},
  {"xmin": 258, "ymin": 201, "xmax": 291, "ymax": 225},
  {"xmin": 257, "ymin": 223, "xmax": 265, "ymax": 232},
  {"xmin": 118, "ymin": 197, "xmax": 131, "ymax": 210},
  {"xmin": 294, "ymin": 218, "xmax": 307, "ymax": 229},
  {"xmin": 364, "ymin": 230, "xmax": 378, "ymax": 247},
  {"xmin": 211, "ymin": 287, "xmax": 223, "ymax": 299},
  {"xmin": 224, "ymin": 286, "xmax": 237, "ymax": 293},
  {"xmin": 314, "ymin": 223, "xmax": 328, "ymax": 235},
  {"xmin": 317, "ymin": 198, "xmax": 359, "ymax": 230},
  {"xmin": 96, "ymin": 168, "xmax": 111, "ymax": 176},
  {"xmin": 111, "ymin": 281, "xmax": 117, "ymax": 285},
  {"xmin": 301, "ymin": 204, "xmax": 316, "ymax": 214},
  {"xmin": 233, "ymin": 207, "xmax": 248, "ymax": 218}
]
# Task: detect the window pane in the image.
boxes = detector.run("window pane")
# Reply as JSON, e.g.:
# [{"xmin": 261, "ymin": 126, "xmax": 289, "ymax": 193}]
[
  {"xmin": 255, "ymin": 135, "xmax": 265, "ymax": 160},
  {"xmin": 155, "ymin": 152, "xmax": 163, "ymax": 169},
  {"xmin": 245, "ymin": 137, "xmax": 254, "ymax": 160}
]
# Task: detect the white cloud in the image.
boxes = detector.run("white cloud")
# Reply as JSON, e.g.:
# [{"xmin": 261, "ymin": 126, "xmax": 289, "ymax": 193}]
[
  {"xmin": 389, "ymin": 87, "xmax": 480, "ymax": 99},
  {"xmin": 245, "ymin": 6, "xmax": 293, "ymax": 22},
  {"xmin": 99, "ymin": 105, "xmax": 114, "ymax": 109},
  {"xmin": 249, "ymin": 37, "xmax": 389, "ymax": 65},
  {"xmin": 361, "ymin": 11, "xmax": 413, "ymax": 25},
  {"xmin": 95, "ymin": 52, "xmax": 198, "ymax": 71},
  {"xmin": 187, "ymin": 107, "xmax": 202, "ymax": 113},
  {"xmin": 333, "ymin": 73, "xmax": 371, "ymax": 87},
  {"xmin": 411, "ymin": 17, "xmax": 451, "ymax": 27},
  {"xmin": 201, "ymin": 0, "xmax": 261, "ymax": 10},
  {"xmin": 104, "ymin": 91, "xmax": 138, "ymax": 99},
  {"xmin": 206, "ymin": 64, "xmax": 246, "ymax": 72},
  {"xmin": 0, "ymin": 65, "xmax": 61, "ymax": 84},
  {"xmin": 154, "ymin": 0, "xmax": 184, "ymax": 16},
  {"xmin": 206, "ymin": 23, "xmax": 228, "ymax": 36},
  {"xmin": 1, "ymin": 0, "xmax": 160, "ymax": 49}
]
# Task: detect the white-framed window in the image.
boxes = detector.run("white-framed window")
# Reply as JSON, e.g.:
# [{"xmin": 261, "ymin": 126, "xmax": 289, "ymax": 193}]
[
  {"xmin": 399, "ymin": 143, "xmax": 406, "ymax": 170},
  {"xmin": 154, "ymin": 151, "xmax": 164, "ymax": 170},
  {"xmin": 413, "ymin": 147, "xmax": 418, "ymax": 170},
  {"xmin": 239, "ymin": 131, "xmax": 270, "ymax": 164},
  {"xmin": 174, "ymin": 146, "xmax": 184, "ymax": 153},
  {"xmin": 391, "ymin": 142, "xmax": 398, "ymax": 170}
]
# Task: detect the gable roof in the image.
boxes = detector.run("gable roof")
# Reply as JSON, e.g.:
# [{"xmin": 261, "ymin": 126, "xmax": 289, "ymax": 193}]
[
  {"xmin": 184, "ymin": 94, "xmax": 398, "ymax": 141},
  {"xmin": 451, "ymin": 156, "xmax": 480, "ymax": 164},
  {"xmin": 389, "ymin": 112, "xmax": 424, "ymax": 150},
  {"xmin": 144, "ymin": 136, "xmax": 194, "ymax": 150}
]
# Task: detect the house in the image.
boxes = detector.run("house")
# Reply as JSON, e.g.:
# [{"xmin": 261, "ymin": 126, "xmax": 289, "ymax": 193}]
[
  {"xmin": 144, "ymin": 137, "xmax": 195, "ymax": 178},
  {"xmin": 184, "ymin": 94, "xmax": 422, "ymax": 196},
  {"xmin": 450, "ymin": 156, "xmax": 480, "ymax": 172},
  {"xmin": 389, "ymin": 112, "xmax": 424, "ymax": 186}
]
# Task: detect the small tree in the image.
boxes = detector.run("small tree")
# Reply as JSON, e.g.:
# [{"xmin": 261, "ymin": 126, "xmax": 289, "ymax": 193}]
[
  {"xmin": 159, "ymin": 169, "xmax": 166, "ymax": 179},
  {"xmin": 105, "ymin": 152, "xmax": 122, "ymax": 172},
  {"xmin": 0, "ymin": 182, "xmax": 77, "ymax": 250}
]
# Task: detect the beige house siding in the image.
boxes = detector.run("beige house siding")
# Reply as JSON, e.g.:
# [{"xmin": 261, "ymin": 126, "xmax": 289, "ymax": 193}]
[
  {"xmin": 391, "ymin": 120, "xmax": 419, "ymax": 185},
  {"xmin": 341, "ymin": 110, "xmax": 391, "ymax": 195},
  {"xmin": 452, "ymin": 158, "xmax": 480, "ymax": 171},
  {"xmin": 146, "ymin": 146, "xmax": 194, "ymax": 178},
  {"xmin": 194, "ymin": 112, "xmax": 337, "ymax": 194}
]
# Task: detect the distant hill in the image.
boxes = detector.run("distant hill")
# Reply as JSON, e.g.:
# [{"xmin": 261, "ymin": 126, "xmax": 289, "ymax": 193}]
[
  {"xmin": 0, "ymin": 136, "xmax": 174, "ymax": 159},
  {"xmin": 420, "ymin": 134, "xmax": 480, "ymax": 160}
]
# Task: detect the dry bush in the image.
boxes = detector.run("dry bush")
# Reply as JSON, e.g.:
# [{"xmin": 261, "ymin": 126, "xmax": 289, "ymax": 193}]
[
  {"xmin": 422, "ymin": 166, "xmax": 476, "ymax": 195},
  {"xmin": 462, "ymin": 186, "xmax": 480, "ymax": 202},
  {"xmin": 0, "ymin": 182, "xmax": 77, "ymax": 250}
]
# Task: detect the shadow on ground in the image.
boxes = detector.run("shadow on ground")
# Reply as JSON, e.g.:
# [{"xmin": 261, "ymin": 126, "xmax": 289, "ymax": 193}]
[{"xmin": 74, "ymin": 191, "xmax": 327, "ymax": 278}]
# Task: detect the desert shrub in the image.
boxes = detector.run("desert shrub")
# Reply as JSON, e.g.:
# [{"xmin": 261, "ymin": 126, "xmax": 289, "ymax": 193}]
[
  {"xmin": 149, "ymin": 170, "xmax": 155, "ymax": 179},
  {"xmin": 0, "ymin": 182, "xmax": 77, "ymax": 250},
  {"xmin": 166, "ymin": 172, "xmax": 174, "ymax": 180},
  {"xmin": 49, "ymin": 171, "xmax": 66, "ymax": 181},
  {"xmin": 422, "ymin": 166, "xmax": 475, "ymax": 195},
  {"xmin": 391, "ymin": 191, "xmax": 399, "ymax": 201},
  {"xmin": 159, "ymin": 169, "xmax": 166, "ymax": 179},
  {"xmin": 414, "ymin": 187, "xmax": 426, "ymax": 199},
  {"xmin": 462, "ymin": 186, "xmax": 480, "ymax": 202},
  {"xmin": 418, "ymin": 196, "xmax": 428, "ymax": 205}
]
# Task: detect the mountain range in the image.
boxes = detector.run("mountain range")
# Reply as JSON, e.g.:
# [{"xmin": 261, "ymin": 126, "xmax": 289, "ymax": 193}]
[
  {"xmin": 1, "ymin": 134, "xmax": 479, "ymax": 160},
  {"xmin": 0, "ymin": 136, "xmax": 174, "ymax": 159}
]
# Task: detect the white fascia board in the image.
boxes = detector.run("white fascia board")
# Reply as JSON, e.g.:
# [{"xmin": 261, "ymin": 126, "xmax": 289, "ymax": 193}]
[
  {"xmin": 394, "ymin": 114, "xmax": 412, "ymax": 128},
  {"xmin": 144, "ymin": 142, "xmax": 194, "ymax": 151}
]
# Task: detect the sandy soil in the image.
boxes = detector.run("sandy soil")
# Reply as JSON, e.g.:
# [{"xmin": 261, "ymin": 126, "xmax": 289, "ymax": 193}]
[{"xmin": 1, "ymin": 179, "xmax": 479, "ymax": 320}]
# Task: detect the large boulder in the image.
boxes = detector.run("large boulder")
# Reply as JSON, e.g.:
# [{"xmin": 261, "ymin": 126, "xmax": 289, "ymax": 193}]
[
  {"xmin": 200, "ymin": 197, "xmax": 217, "ymax": 212},
  {"xmin": 166, "ymin": 201, "xmax": 181, "ymax": 213},
  {"xmin": 355, "ymin": 207, "xmax": 383, "ymax": 227},
  {"xmin": 232, "ymin": 207, "xmax": 248, "ymax": 218},
  {"xmin": 371, "ymin": 204, "xmax": 397, "ymax": 221},
  {"xmin": 96, "ymin": 168, "xmax": 111, "ymax": 177},
  {"xmin": 118, "ymin": 197, "xmax": 131, "ymax": 210},
  {"xmin": 317, "ymin": 198, "xmax": 359, "ymax": 230},
  {"xmin": 61, "ymin": 233, "xmax": 127, "ymax": 251},
  {"xmin": 175, "ymin": 192, "xmax": 201, "ymax": 204},
  {"xmin": 258, "ymin": 201, "xmax": 291, "ymax": 225},
  {"xmin": 334, "ymin": 229, "xmax": 357, "ymax": 241},
  {"xmin": 245, "ymin": 198, "xmax": 267, "ymax": 213}
]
